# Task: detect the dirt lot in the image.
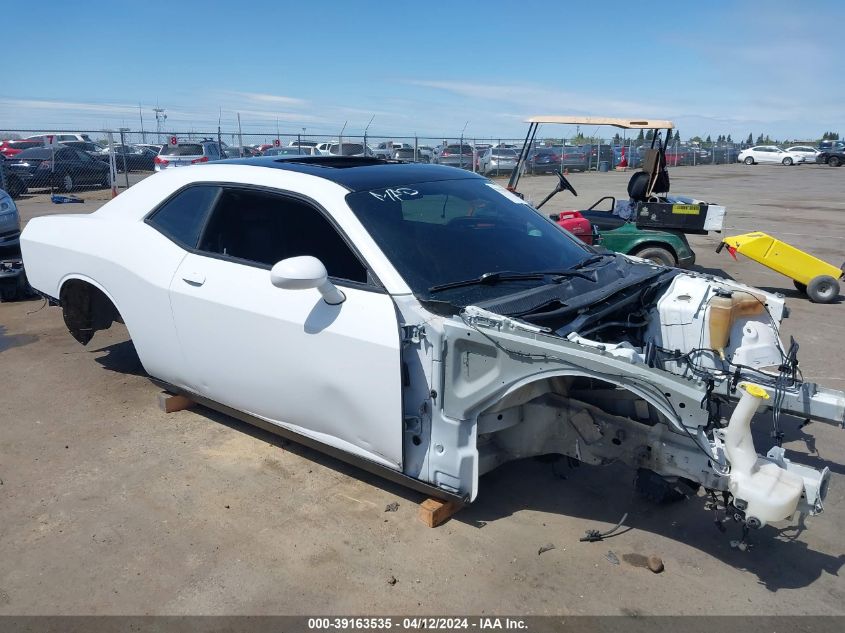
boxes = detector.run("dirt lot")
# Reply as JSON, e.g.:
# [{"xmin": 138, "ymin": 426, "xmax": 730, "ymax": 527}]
[{"xmin": 1, "ymin": 164, "xmax": 844, "ymax": 615}]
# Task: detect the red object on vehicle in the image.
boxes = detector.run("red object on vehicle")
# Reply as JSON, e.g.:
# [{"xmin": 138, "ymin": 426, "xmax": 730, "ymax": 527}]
[
  {"xmin": 154, "ymin": 156, "xmax": 169, "ymax": 166},
  {"xmin": 0, "ymin": 140, "xmax": 41, "ymax": 158},
  {"xmin": 618, "ymin": 146, "xmax": 628, "ymax": 168},
  {"xmin": 555, "ymin": 210, "xmax": 594, "ymax": 245}
]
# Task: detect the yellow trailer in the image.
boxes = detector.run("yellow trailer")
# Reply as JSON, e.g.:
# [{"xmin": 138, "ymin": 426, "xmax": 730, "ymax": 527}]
[{"xmin": 717, "ymin": 232, "xmax": 843, "ymax": 303}]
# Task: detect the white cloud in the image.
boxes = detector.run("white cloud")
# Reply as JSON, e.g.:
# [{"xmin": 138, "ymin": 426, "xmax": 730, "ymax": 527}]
[{"xmin": 227, "ymin": 91, "xmax": 308, "ymax": 107}]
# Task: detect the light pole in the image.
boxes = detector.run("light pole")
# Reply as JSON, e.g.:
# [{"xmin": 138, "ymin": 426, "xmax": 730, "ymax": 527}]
[
  {"xmin": 363, "ymin": 114, "xmax": 375, "ymax": 157},
  {"xmin": 460, "ymin": 120, "xmax": 469, "ymax": 169},
  {"xmin": 153, "ymin": 107, "xmax": 166, "ymax": 142}
]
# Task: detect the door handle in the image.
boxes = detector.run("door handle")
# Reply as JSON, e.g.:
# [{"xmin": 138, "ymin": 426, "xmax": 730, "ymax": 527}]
[{"xmin": 181, "ymin": 271, "xmax": 206, "ymax": 286}]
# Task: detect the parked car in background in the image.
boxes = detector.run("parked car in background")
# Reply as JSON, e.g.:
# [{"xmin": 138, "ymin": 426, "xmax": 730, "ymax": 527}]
[
  {"xmin": 434, "ymin": 144, "xmax": 473, "ymax": 169},
  {"xmin": 711, "ymin": 145, "xmax": 740, "ymax": 164},
  {"xmin": 154, "ymin": 141, "xmax": 222, "ymax": 171},
  {"xmin": 664, "ymin": 145, "xmax": 696, "ymax": 166},
  {"xmin": 6, "ymin": 147, "xmax": 110, "ymax": 191},
  {"xmin": 287, "ymin": 140, "xmax": 320, "ymax": 149},
  {"xmin": 478, "ymin": 147, "xmax": 520, "ymax": 176},
  {"xmin": 785, "ymin": 146, "xmax": 820, "ymax": 163},
  {"xmin": 0, "ymin": 161, "xmax": 27, "ymax": 198},
  {"xmin": 417, "ymin": 146, "xmax": 434, "ymax": 161},
  {"xmin": 0, "ymin": 187, "xmax": 21, "ymax": 249},
  {"xmin": 24, "ymin": 133, "xmax": 94, "ymax": 144},
  {"xmin": 1, "ymin": 140, "xmax": 42, "ymax": 159},
  {"xmin": 263, "ymin": 147, "xmax": 312, "ymax": 157},
  {"xmin": 392, "ymin": 147, "xmax": 428, "ymax": 162},
  {"xmin": 738, "ymin": 146, "xmax": 803, "ymax": 165},
  {"xmin": 224, "ymin": 146, "xmax": 260, "ymax": 158},
  {"xmin": 582, "ymin": 143, "xmax": 614, "ymax": 169},
  {"xmin": 374, "ymin": 142, "xmax": 410, "ymax": 159},
  {"xmin": 326, "ymin": 142, "xmax": 373, "ymax": 157},
  {"xmin": 136, "ymin": 143, "xmax": 165, "ymax": 155},
  {"xmin": 472, "ymin": 144, "xmax": 492, "ymax": 170},
  {"xmin": 816, "ymin": 148, "xmax": 844, "ymax": 167},
  {"xmin": 104, "ymin": 145, "xmax": 157, "ymax": 171},
  {"xmin": 527, "ymin": 147, "xmax": 588, "ymax": 173},
  {"xmin": 61, "ymin": 141, "xmax": 107, "ymax": 158},
  {"xmin": 818, "ymin": 140, "xmax": 845, "ymax": 153}
]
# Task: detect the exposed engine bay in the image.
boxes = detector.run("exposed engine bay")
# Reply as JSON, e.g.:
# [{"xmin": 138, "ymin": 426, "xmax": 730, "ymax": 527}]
[{"xmin": 399, "ymin": 256, "xmax": 842, "ymax": 546}]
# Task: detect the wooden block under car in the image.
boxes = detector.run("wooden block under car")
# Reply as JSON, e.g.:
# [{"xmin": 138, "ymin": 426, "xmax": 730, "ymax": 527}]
[
  {"xmin": 417, "ymin": 498, "xmax": 463, "ymax": 528},
  {"xmin": 157, "ymin": 391, "xmax": 196, "ymax": 413}
]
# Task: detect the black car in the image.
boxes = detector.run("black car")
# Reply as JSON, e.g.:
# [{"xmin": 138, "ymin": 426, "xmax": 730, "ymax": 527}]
[
  {"xmin": 0, "ymin": 161, "xmax": 27, "ymax": 198},
  {"xmin": 104, "ymin": 145, "xmax": 157, "ymax": 172},
  {"xmin": 7, "ymin": 147, "xmax": 111, "ymax": 192},
  {"xmin": 527, "ymin": 147, "xmax": 588, "ymax": 173},
  {"xmin": 817, "ymin": 149, "xmax": 844, "ymax": 167}
]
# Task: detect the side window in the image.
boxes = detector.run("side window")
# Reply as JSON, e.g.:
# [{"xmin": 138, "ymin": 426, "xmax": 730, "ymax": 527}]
[
  {"xmin": 76, "ymin": 150, "xmax": 92, "ymax": 162},
  {"xmin": 197, "ymin": 188, "xmax": 369, "ymax": 284},
  {"xmin": 147, "ymin": 185, "xmax": 221, "ymax": 248}
]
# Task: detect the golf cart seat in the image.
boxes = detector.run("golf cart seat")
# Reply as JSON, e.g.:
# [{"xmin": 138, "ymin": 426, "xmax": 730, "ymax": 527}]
[
  {"xmin": 579, "ymin": 209, "xmax": 628, "ymax": 230},
  {"xmin": 629, "ymin": 149, "xmax": 671, "ymax": 201}
]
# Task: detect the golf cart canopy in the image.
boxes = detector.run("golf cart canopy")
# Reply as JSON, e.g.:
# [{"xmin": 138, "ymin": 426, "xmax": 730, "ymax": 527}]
[{"xmin": 526, "ymin": 116, "xmax": 674, "ymax": 130}]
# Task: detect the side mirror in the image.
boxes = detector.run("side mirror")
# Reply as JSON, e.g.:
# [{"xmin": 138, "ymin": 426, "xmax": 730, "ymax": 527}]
[{"xmin": 270, "ymin": 256, "xmax": 346, "ymax": 305}]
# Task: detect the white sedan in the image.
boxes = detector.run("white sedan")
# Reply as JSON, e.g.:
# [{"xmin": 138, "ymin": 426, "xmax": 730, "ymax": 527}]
[
  {"xmin": 737, "ymin": 146, "xmax": 804, "ymax": 165},
  {"xmin": 785, "ymin": 145, "xmax": 821, "ymax": 163},
  {"xmin": 20, "ymin": 157, "xmax": 842, "ymax": 539}
]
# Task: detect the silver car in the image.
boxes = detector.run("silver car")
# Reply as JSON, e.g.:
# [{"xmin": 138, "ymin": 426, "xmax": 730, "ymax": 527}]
[
  {"xmin": 154, "ymin": 140, "xmax": 223, "ymax": 171},
  {"xmin": 0, "ymin": 188, "xmax": 21, "ymax": 248},
  {"xmin": 479, "ymin": 147, "xmax": 520, "ymax": 176}
]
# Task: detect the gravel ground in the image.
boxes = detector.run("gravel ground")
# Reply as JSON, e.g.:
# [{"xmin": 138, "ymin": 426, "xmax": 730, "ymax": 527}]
[{"xmin": 1, "ymin": 163, "xmax": 843, "ymax": 615}]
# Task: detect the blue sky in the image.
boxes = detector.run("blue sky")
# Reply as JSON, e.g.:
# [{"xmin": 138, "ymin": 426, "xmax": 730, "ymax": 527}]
[{"xmin": 2, "ymin": 1, "xmax": 842, "ymax": 141}]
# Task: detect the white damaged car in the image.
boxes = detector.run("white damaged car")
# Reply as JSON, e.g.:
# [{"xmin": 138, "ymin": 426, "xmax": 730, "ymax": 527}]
[{"xmin": 20, "ymin": 156, "xmax": 844, "ymax": 542}]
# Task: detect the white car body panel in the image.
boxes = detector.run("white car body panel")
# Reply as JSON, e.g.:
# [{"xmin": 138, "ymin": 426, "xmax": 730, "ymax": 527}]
[{"xmin": 170, "ymin": 251, "xmax": 403, "ymax": 468}]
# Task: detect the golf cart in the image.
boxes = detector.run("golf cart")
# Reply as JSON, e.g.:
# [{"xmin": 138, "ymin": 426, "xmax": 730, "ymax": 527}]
[{"xmin": 507, "ymin": 116, "xmax": 725, "ymax": 268}]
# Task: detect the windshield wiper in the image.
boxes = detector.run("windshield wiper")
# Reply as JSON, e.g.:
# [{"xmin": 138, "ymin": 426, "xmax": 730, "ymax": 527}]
[
  {"xmin": 569, "ymin": 254, "xmax": 610, "ymax": 270},
  {"xmin": 428, "ymin": 269, "xmax": 594, "ymax": 293}
]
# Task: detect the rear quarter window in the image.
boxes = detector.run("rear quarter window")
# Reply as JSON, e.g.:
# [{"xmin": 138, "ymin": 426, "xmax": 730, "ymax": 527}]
[{"xmin": 146, "ymin": 185, "xmax": 221, "ymax": 248}]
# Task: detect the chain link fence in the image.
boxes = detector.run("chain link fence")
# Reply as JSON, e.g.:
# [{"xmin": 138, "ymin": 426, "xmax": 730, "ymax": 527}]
[{"xmin": 0, "ymin": 125, "xmax": 771, "ymax": 197}]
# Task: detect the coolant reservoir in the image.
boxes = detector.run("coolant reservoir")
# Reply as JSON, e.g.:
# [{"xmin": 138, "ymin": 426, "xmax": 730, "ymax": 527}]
[
  {"xmin": 708, "ymin": 291, "xmax": 765, "ymax": 359},
  {"xmin": 725, "ymin": 383, "xmax": 804, "ymax": 526}
]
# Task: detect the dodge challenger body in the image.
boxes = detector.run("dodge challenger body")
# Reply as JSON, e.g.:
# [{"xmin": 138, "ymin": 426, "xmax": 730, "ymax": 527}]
[{"xmin": 20, "ymin": 157, "xmax": 844, "ymax": 540}]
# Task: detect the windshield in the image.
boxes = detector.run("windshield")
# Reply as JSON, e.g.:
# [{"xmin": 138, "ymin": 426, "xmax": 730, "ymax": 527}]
[{"xmin": 345, "ymin": 178, "xmax": 593, "ymax": 304}]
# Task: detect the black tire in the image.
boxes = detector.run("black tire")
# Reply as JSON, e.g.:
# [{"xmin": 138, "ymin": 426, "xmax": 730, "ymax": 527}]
[
  {"xmin": 61, "ymin": 173, "xmax": 74, "ymax": 193},
  {"xmin": 5, "ymin": 175, "xmax": 26, "ymax": 198},
  {"xmin": 793, "ymin": 280, "xmax": 807, "ymax": 294},
  {"xmin": 782, "ymin": 157, "xmax": 793, "ymax": 166},
  {"xmin": 829, "ymin": 156, "xmax": 841, "ymax": 167},
  {"xmin": 632, "ymin": 246, "xmax": 677, "ymax": 267},
  {"xmin": 744, "ymin": 156, "xmax": 754, "ymax": 165},
  {"xmin": 806, "ymin": 275, "xmax": 840, "ymax": 303}
]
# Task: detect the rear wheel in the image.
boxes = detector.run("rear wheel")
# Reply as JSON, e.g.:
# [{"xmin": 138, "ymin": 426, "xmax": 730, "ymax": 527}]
[
  {"xmin": 744, "ymin": 156, "xmax": 754, "ymax": 165},
  {"xmin": 782, "ymin": 157, "xmax": 793, "ymax": 166},
  {"xmin": 61, "ymin": 173, "xmax": 74, "ymax": 192},
  {"xmin": 806, "ymin": 275, "xmax": 840, "ymax": 303},
  {"xmin": 632, "ymin": 246, "xmax": 677, "ymax": 267},
  {"xmin": 829, "ymin": 156, "xmax": 841, "ymax": 167}
]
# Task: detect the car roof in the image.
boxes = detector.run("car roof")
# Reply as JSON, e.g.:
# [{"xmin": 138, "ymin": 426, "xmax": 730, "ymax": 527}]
[{"xmin": 220, "ymin": 156, "xmax": 484, "ymax": 191}]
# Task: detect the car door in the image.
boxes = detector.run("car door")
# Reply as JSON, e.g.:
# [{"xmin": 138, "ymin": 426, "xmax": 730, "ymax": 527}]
[
  {"xmin": 168, "ymin": 185, "xmax": 404, "ymax": 469},
  {"xmin": 73, "ymin": 149, "xmax": 99, "ymax": 182}
]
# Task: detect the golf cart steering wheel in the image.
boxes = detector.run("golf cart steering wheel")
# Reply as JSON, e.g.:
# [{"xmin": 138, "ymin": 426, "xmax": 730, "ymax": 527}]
[{"xmin": 556, "ymin": 170, "xmax": 578, "ymax": 197}]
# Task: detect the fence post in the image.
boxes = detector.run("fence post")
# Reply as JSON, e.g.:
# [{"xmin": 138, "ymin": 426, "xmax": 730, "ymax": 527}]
[{"xmin": 119, "ymin": 128, "xmax": 129, "ymax": 189}]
